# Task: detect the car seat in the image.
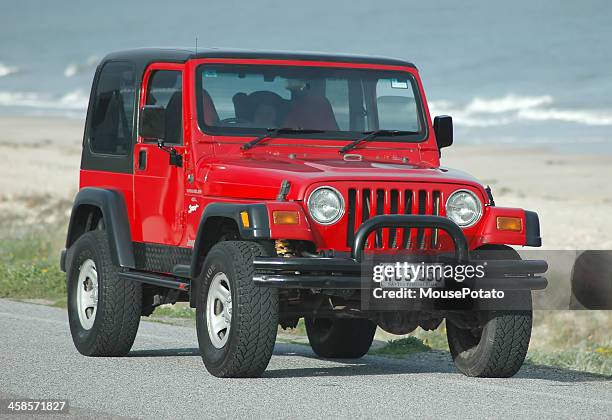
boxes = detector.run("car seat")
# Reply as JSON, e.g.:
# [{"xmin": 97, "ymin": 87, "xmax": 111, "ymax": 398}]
[{"xmin": 283, "ymin": 93, "xmax": 339, "ymax": 131}]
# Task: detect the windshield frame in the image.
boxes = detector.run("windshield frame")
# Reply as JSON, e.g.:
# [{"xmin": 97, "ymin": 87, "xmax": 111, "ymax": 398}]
[{"xmin": 194, "ymin": 61, "xmax": 429, "ymax": 143}]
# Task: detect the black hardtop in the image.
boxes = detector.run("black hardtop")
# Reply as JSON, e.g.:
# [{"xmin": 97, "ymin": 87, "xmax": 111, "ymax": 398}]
[{"xmin": 102, "ymin": 47, "xmax": 416, "ymax": 74}]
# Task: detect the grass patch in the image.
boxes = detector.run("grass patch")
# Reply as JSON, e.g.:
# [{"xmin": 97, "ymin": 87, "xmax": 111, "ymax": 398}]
[
  {"xmin": 370, "ymin": 336, "xmax": 431, "ymax": 357},
  {"xmin": 150, "ymin": 304, "xmax": 196, "ymax": 319},
  {"xmin": 527, "ymin": 347, "xmax": 612, "ymax": 377},
  {"xmin": 531, "ymin": 310, "xmax": 612, "ymax": 350},
  {"xmin": 0, "ymin": 233, "xmax": 66, "ymax": 304}
]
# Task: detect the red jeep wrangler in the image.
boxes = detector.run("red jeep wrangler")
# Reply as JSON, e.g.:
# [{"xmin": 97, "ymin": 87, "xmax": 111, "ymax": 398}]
[{"xmin": 61, "ymin": 48, "xmax": 547, "ymax": 378}]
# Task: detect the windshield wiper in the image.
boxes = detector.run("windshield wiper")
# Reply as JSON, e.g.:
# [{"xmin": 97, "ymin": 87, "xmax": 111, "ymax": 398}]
[
  {"xmin": 241, "ymin": 128, "xmax": 325, "ymax": 151},
  {"xmin": 338, "ymin": 129, "xmax": 419, "ymax": 154}
]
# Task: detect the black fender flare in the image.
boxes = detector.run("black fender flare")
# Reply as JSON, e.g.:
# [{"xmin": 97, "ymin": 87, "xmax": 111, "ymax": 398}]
[
  {"xmin": 524, "ymin": 210, "xmax": 542, "ymax": 247},
  {"xmin": 189, "ymin": 202, "xmax": 270, "ymax": 279},
  {"xmin": 64, "ymin": 187, "xmax": 135, "ymax": 270}
]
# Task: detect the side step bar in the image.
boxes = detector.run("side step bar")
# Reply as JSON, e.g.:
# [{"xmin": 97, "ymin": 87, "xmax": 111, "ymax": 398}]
[
  {"xmin": 172, "ymin": 264, "xmax": 191, "ymax": 278},
  {"xmin": 120, "ymin": 271, "xmax": 190, "ymax": 291}
]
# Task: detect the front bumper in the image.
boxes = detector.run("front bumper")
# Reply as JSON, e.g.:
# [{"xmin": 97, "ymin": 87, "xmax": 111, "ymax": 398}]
[{"xmin": 253, "ymin": 215, "xmax": 548, "ymax": 291}]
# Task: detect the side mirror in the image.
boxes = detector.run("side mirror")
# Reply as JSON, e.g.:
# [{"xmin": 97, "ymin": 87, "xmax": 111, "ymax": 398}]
[
  {"xmin": 139, "ymin": 105, "xmax": 165, "ymax": 140},
  {"xmin": 433, "ymin": 115, "xmax": 453, "ymax": 150}
]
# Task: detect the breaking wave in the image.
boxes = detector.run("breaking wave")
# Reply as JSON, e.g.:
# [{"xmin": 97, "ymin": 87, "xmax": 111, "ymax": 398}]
[
  {"xmin": 429, "ymin": 94, "xmax": 612, "ymax": 127},
  {"xmin": 0, "ymin": 90, "xmax": 610, "ymax": 128},
  {"xmin": 0, "ymin": 63, "xmax": 19, "ymax": 78},
  {"xmin": 64, "ymin": 56, "xmax": 99, "ymax": 78},
  {"xmin": 0, "ymin": 90, "xmax": 88, "ymax": 110}
]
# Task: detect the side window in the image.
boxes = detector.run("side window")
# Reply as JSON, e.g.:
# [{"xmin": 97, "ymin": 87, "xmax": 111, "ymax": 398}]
[
  {"xmin": 145, "ymin": 70, "xmax": 183, "ymax": 143},
  {"xmin": 89, "ymin": 62, "xmax": 135, "ymax": 155}
]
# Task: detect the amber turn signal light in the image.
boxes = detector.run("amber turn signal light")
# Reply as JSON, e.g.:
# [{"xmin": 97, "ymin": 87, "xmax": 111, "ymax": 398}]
[
  {"xmin": 240, "ymin": 211, "xmax": 250, "ymax": 228},
  {"xmin": 273, "ymin": 210, "xmax": 299, "ymax": 225},
  {"xmin": 496, "ymin": 216, "xmax": 522, "ymax": 232}
]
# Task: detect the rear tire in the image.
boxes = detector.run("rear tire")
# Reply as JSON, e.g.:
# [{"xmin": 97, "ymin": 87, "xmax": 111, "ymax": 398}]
[
  {"xmin": 305, "ymin": 317, "xmax": 376, "ymax": 358},
  {"xmin": 67, "ymin": 230, "xmax": 141, "ymax": 356},
  {"xmin": 196, "ymin": 241, "xmax": 278, "ymax": 377},
  {"xmin": 446, "ymin": 245, "xmax": 532, "ymax": 377}
]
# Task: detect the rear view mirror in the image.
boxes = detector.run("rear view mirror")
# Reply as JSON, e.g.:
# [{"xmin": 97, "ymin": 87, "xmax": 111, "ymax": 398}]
[
  {"xmin": 433, "ymin": 115, "xmax": 453, "ymax": 150},
  {"xmin": 139, "ymin": 105, "xmax": 165, "ymax": 140}
]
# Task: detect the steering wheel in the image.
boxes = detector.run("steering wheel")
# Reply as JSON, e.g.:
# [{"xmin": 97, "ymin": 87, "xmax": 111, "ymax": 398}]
[{"xmin": 220, "ymin": 117, "xmax": 251, "ymax": 125}]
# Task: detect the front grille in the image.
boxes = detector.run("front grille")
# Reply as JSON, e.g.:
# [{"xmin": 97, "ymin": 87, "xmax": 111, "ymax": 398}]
[{"xmin": 345, "ymin": 188, "xmax": 442, "ymax": 251}]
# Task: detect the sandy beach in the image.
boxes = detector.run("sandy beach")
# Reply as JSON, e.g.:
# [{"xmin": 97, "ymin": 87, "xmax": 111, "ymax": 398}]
[
  {"xmin": 1, "ymin": 116, "xmax": 610, "ymax": 250},
  {"xmin": 445, "ymin": 144, "xmax": 612, "ymax": 250},
  {"xmin": 0, "ymin": 117, "xmax": 81, "ymax": 232}
]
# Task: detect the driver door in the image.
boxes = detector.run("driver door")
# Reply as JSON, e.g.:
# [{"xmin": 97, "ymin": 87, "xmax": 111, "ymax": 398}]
[{"xmin": 133, "ymin": 63, "xmax": 186, "ymax": 245}]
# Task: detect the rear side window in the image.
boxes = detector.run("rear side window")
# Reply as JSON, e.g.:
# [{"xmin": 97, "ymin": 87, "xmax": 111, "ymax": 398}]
[
  {"xmin": 145, "ymin": 70, "xmax": 183, "ymax": 143},
  {"xmin": 89, "ymin": 62, "xmax": 136, "ymax": 155}
]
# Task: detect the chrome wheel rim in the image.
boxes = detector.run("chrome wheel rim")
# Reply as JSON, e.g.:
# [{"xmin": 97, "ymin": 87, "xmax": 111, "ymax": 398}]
[
  {"xmin": 76, "ymin": 259, "xmax": 98, "ymax": 330},
  {"xmin": 206, "ymin": 272, "xmax": 232, "ymax": 349}
]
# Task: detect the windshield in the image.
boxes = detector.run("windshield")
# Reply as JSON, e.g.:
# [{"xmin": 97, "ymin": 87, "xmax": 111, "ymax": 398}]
[{"xmin": 195, "ymin": 64, "xmax": 426, "ymax": 141}]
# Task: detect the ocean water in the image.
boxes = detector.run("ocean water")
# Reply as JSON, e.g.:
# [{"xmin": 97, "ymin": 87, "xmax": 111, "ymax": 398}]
[{"xmin": 0, "ymin": 0, "xmax": 610, "ymax": 152}]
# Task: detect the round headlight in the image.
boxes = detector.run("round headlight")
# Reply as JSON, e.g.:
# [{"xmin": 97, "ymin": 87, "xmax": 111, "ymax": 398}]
[
  {"xmin": 446, "ymin": 189, "xmax": 482, "ymax": 227},
  {"xmin": 307, "ymin": 186, "xmax": 344, "ymax": 225}
]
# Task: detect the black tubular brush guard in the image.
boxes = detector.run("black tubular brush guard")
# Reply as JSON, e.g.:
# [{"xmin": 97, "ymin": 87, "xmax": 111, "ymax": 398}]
[{"xmin": 252, "ymin": 215, "xmax": 548, "ymax": 290}]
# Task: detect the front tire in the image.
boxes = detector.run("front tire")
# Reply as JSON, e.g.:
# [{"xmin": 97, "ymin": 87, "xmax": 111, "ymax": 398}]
[
  {"xmin": 67, "ymin": 230, "xmax": 141, "ymax": 356},
  {"xmin": 446, "ymin": 245, "xmax": 532, "ymax": 377},
  {"xmin": 196, "ymin": 241, "xmax": 278, "ymax": 377},
  {"xmin": 305, "ymin": 318, "xmax": 376, "ymax": 358},
  {"xmin": 446, "ymin": 309, "xmax": 532, "ymax": 377}
]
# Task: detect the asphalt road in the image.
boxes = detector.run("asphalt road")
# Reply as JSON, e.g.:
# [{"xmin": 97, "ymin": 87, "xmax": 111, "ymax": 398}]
[{"xmin": 0, "ymin": 299, "xmax": 610, "ymax": 419}]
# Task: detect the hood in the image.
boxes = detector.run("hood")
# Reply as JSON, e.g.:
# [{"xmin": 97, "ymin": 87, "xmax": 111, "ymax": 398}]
[{"xmin": 199, "ymin": 155, "xmax": 484, "ymax": 200}]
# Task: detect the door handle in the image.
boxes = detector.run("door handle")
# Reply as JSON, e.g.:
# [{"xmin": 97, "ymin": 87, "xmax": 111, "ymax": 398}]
[{"xmin": 138, "ymin": 149, "xmax": 147, "ymax": 170}]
